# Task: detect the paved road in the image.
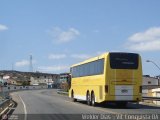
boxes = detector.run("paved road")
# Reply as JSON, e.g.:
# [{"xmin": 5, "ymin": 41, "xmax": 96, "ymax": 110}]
[{"xmin": 9, "ymin": 89, "xmax": 160, "ymax": 120}]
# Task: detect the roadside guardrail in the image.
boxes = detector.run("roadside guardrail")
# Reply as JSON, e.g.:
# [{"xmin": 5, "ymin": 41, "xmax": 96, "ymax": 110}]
[
  {"xmin": 143, "ymin": 97, "xmax": 160, "ymax": 101},
  {"xmin": 0, "ymin": 99, "xmax": 11, "ymax": 119}
]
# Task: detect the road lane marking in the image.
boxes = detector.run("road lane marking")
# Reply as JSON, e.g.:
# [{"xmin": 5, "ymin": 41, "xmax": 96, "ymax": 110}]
[
  {"xmin": 18, "ymin": 95, "xmax": 27, "ymax": 120},
  {"xmin": 65, "ymin": 100, "xmax": 119, "ymax": 114}
]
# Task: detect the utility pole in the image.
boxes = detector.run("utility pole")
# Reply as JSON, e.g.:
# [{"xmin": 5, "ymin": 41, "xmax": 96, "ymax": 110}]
[
  {"xmin": 29, "ymin": 55, "xmax": 33, "ymax": 72},
  {"xmin": 12, "ymin": 63, "xmax": 14, "ymax": 71}
]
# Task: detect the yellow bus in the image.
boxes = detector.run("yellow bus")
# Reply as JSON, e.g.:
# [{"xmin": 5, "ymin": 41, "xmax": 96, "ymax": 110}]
[{"xmin": 69, "ymin": 52, "xmax": 142, "ymax": 107}]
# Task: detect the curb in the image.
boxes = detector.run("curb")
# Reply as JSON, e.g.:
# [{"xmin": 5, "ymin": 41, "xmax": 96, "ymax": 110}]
[{"xmin": 57, "ymin": 90, "xmax": 68, "ymax": 95}]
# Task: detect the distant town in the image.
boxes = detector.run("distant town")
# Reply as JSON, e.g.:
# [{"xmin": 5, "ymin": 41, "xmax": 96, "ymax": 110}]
[{"xmin": 0, "ymin": 70, "xmax": 71, "ymax": 93}]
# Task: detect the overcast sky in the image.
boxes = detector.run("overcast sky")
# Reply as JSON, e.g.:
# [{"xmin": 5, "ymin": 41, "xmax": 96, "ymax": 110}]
[{"xmin": 0, "ymin": 0, "xmax": 160, "ymax": 76}]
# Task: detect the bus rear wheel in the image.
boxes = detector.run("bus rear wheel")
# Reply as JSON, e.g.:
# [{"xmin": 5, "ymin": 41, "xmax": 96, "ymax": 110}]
[
  {"xmin": 87, "ymin": 92, "xmax": 91, "ymax": 105},
  {"xmin": 91, "ymin": 92, "xmax": 96, "ymax": 106}
]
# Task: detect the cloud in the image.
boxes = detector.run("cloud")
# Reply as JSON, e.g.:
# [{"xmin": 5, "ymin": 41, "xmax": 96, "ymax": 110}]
[
  {"xmin": 48, "ymin": 53, "xmax": 92, "ymax": 60},
  {"xmin": 0, "ymin": 24, "xmax": 8, "ymax": 31},
  {"xmin": 15, "ymin": 60, "xmax": 29, "ymax": 67},
  {"xmin": 48, "ymin": 54, "xmax": 66, "ymax": 60},
  {"xmin": 71, "ymin": 54, "xmax": 91, "ymax": 60},
  {"xmin": 38, "ymin": 65, "xmax": 69, "ymax": 72},
  {"xmin": 48, "ymin": 27, "xmax": 80, "ymax": 43},
  {"xmin": 126, "ymin": 27, "xmax": 160, "ymax": 51}
]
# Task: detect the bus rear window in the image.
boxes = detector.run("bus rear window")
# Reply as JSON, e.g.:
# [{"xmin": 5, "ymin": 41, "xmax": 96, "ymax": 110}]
[{"xmin": 109, "ymin": 53, "xmax": 138, "ymax": 69}]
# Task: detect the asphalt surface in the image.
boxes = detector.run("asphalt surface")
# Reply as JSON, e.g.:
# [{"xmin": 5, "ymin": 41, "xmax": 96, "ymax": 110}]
[{"xmin": 9, "ymin": 89, "xmax": 160, "ymax": 120}]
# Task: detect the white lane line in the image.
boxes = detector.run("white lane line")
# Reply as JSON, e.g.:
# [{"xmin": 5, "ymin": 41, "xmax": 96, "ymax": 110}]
[{"xmin": 18, "ymin": 95, "xmax": 27, "ymax": 120}]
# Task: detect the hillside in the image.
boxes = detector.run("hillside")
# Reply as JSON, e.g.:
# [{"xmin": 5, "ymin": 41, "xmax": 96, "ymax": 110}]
[{"xmin": 0, "ymin": 70, "xmax": 59, "ymax": 81}]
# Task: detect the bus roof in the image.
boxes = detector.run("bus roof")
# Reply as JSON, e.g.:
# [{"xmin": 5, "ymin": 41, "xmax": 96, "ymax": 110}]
[
  {"xmin": 71, "ymin": 52, "xmax": 109, "ymax": 67},
  {"xmin": 71, "ymin": 52, "xmax": 140, "ymax": 68}
]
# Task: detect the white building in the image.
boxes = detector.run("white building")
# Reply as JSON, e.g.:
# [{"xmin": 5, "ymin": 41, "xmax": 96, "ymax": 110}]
[
  {"xmin": 30, "ymin": 73, "xmax": 59, "ymax": 86},
  {"xmin": 143, "ymin": 76, "xmax": 159, "ymax": 86},
  {"xmin": 142, "ymin": 75, "xmax": 160, "ymax": 105}
]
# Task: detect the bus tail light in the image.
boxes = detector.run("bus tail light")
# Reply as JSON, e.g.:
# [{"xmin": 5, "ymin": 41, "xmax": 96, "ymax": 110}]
[
  {"xmin": 105, "ymin": 85, "xmax": 108, "ymax": 93},
  {"xmin": 139, "ymin": 86, "xmax": 142, "ymax": 93}
]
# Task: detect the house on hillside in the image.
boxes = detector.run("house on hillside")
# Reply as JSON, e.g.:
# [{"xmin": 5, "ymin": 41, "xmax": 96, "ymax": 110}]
[{"xmin": 3, "ymin": 76, "xmax": 16, "ymax": 85}]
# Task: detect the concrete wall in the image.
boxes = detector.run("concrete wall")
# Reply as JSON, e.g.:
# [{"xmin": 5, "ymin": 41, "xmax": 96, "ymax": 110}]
[
  {"xmin": 153, "ymin": 92, "xmax": 160, "ymax": 105},
  {"xmin": 145, "ymin": 88, "xmax": 160, "ymax": 105},
  {"xmin": 142, "ymin": 89, "xmax": 149, "ymax": 97},
  {"xmin": 2, "ymin": 85, "xmax": 48, "ymax": 92}
]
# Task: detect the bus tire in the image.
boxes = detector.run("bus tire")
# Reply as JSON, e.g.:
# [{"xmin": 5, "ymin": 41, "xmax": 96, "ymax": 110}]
[
  {"xmin": 91, "ymin": 92, "xmax": 96, "ymax": 106},
  {"xmin": 116, "ymin": 101, "xmax": 127, "ymax": 107},
  {"xmin": 71, "ymin": 90, "xmax": 77, "ymax": 102},
  {"xmin": 87, "ymin": 92, "xmax": 91, "ymax": 105}
]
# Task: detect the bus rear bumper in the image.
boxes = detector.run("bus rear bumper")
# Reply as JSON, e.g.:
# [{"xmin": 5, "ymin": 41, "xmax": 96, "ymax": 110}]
[{"xmin": 104, "ymin": 95, "xmax": 142, "ymax": 102}]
